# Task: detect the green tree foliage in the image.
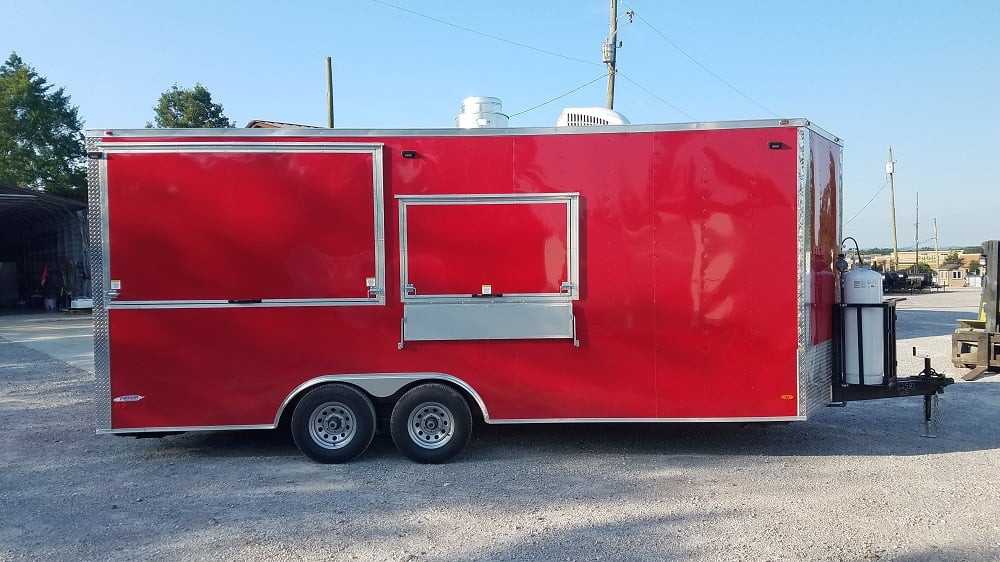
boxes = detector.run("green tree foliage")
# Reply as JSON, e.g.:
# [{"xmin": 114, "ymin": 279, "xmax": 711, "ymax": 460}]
[
  {"xmin": 148, "ymin": 84, "xmax": 235, "ymax": 128},
  {"xmin": 942, "ymin": 250, "xmax": 964, "ymax": 268},
  {"xmin": 0, "ymin": 53, "xmax": 86, "ymax": 201}
]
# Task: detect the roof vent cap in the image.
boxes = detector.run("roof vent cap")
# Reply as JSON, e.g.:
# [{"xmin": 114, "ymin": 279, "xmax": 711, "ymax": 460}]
[{"xmin": 455, "ymin": 96, "xmax": 509, "ymax": 129}]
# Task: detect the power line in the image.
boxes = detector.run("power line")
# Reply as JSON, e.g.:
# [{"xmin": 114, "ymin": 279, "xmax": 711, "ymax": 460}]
[
  {"xmin": 620, "ymin": 1, "xmax": 779, "ymax": 117},
  {"xmin": 844, "ymin": 180, "xmax": 889, "ymax": 226},
  {"xmin": 370, "ymin": 0, "xmax": 601, "ymax": 67},
  {"xmin": 616, "ymin": 71, "xmax": 696, "ymax": 120},
  {"xmin": 370, "ymin": 0, "xmax": 699, "ymax": 122},
  {"xmin": 509, "ymin": 75, "xmax": 609, "ymax": 118}
]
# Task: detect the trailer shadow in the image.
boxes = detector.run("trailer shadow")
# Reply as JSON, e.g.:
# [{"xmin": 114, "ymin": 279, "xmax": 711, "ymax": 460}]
[{"xmin": 155, "ymin": 382, "xmax": 1000, "ymax": 462}]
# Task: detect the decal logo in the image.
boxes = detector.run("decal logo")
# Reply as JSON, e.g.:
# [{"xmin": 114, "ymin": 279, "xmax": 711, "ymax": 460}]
[{"xmin": 113, "ymin": 394, "xmax": 145, "ymax": 403}]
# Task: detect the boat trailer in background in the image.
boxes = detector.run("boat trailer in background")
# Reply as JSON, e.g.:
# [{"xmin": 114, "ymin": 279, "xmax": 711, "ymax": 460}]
[{"xmin": 952, "ymin": 240, "xmax": 1000, "ymax": 381}]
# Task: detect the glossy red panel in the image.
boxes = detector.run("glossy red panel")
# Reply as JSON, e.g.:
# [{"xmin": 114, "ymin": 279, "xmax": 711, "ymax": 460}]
[
  {"xmin": 651, "ymin": 128, "xmax": 800, "ymax": 417},
  {"xmin": 106, "ymin": 151, "xmax": 376, "ymax": 301},
  {"xmin": 108, "ymin": 307, "xmax": 655, "ymax": 428},
  {"xmin": 102, "ymin": 125, "xmax": 831, "ymax": 430},
  {"xmin": 810, "ymin": 134, "xmax": 841, "ymax": 344},
  {"xmin": 405, "ymin": 202, "xmax": 568, "ymax": 295},
  {"xmin": 388, "ymin": 136, "xmax": 515, "ymax": 195}
]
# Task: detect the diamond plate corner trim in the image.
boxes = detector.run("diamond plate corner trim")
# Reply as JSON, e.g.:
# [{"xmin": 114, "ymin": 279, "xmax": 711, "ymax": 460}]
[
  {"xmin": 87, "ymin": 136, "xmax": 112, "ymax": 430},
  {"xmin": 804, "ymin": 339, "xmax": 834, "ymax": 415},
  {"xmin": 795, "ymin": 128, "xmax": 834, "ymax": 417},
  {"xmin": 799, "ymin": 306, "xmax": 834, "ymax": 416},
  {"xmin": 796, "ymin": 126, "xmax": 811, "ymax": 417}
]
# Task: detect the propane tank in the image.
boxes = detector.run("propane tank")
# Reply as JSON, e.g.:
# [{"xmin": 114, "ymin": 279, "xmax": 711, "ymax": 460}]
[{"xmin": 843, "ymin": 266, "xmax": 884, "ymax": 385}]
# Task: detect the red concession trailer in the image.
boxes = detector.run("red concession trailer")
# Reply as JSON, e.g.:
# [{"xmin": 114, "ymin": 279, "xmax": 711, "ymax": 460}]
[{"xmin": 86, "ymin": 119, "xmax": 952, "ymax": 463}]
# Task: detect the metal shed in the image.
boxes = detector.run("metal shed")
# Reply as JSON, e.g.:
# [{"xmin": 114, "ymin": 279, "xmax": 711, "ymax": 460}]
[{"xmin": 0, "ymin": 182, "xmax": 89, "ymax": 311}]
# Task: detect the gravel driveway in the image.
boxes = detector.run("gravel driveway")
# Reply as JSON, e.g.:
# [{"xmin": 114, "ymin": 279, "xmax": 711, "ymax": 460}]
[{"xmin": 2, "ymin": 288, "xmax": 998, "ymax": 561}]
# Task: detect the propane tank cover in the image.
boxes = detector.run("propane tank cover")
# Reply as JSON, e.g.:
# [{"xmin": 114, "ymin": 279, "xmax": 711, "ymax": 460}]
[
  {"xmin": 843, "ymin": 267, "xmax": 885, "ymax": 385},
  {"xmin": 843, "ymin": 267, "xmax": 883, "ymax": 304}
]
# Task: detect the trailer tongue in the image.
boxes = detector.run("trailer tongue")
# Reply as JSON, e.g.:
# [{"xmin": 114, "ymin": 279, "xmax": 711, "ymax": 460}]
[{"xmin": 87, "ymin": 115, "xmax": 955, "ymax": 463}]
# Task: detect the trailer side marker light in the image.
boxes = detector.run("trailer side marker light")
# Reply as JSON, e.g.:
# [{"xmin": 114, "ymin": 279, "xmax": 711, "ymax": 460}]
[
  {"xmin": 778, "ymin": 119, "xmax": 789, "ymax": 125},
  {"xmin": 780, "ymin": 394, "xmax": 794, "ymax": 400},
  {"xmin": 768, "ymin": 141, "xmax": 785, "ymax": 150},
  {"xmin": 401, "ymin": 150, "xmax": 418, "ymax": 159}
]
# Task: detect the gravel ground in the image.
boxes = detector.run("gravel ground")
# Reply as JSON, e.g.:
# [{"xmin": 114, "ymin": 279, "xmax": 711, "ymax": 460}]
[{"xmin": 2, "ymin": 288, "xmax": 999, "ymax": 561}]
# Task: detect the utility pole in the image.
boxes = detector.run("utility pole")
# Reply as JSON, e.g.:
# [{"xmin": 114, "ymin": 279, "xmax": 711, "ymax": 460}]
[
  {"xmin": 914, "ymin": 191, "xmax": 919, "ymax": 273},
  {"xmin": 325, "ymin": 56, "xmax": 335, "ymax": 128},
  {"xmin": 887, "ymin": 147, "xmax": 899, "ymax": 271},
  {"xmin": 604, "ymin": 0, "xmax": 617, "ymax": 109},
  {"xmin": 602, "ymin": 2, "xmax": 633, "ymax": 110},
  {"xmin": 933, "ymin": 218, "xmax": 940, "ymax": 268}
]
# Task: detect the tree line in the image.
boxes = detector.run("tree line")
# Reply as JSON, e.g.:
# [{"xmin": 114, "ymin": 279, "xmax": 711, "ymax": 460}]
[{"xmin": 0, "ymin": 52, "xmax": 234, "ymax": 202}]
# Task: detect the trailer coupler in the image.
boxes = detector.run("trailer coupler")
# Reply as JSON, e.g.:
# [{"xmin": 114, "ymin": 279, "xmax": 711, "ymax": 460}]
[
  {"xmin": 831, "ymin": 357, "xmax": 953, "ymax": 403},
  {"xmin": 831, "ymin": 357, "xmax": 953, "ymax": 436}
]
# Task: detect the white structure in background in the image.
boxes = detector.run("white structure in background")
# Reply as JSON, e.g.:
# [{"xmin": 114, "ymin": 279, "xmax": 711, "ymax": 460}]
[{"xmin": 556, "ymin": 107, "xmax": 630, "ymax": 127}]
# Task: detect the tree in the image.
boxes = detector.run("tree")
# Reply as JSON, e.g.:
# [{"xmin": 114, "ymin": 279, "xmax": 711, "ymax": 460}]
[
  {"xmin": 0, "ymin": 52, "xmax": 86, "ymax": 201},
  {"xmin": 942, "ymin": 250, "xmax": 964, "ymax": 268},
  {"xmin": 148, "ymin": 84, "xmax": 235, "ymax": 128}
]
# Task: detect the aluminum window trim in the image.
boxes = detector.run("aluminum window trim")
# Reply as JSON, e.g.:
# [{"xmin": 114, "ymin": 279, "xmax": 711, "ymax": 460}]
[
  {"xmin": 108, "ymin": 298, "xmax": 382, "ymax": 309},
  {"xmin": 397, "ymin": 192, "xmax": 580, "ymax": 302},
  {"xmin": 96, "ymin": 141, "xmax": 384, "ymax": 153},
  {"xmin": 96, "ymin": 141, "xmax": 386, "ymax": 307}
]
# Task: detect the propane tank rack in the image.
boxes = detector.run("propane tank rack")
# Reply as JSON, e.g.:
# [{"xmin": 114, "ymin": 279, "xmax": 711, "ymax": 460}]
[{"xmin": 832, "ymin": 300, "xmax": 953, "ymax": 403}]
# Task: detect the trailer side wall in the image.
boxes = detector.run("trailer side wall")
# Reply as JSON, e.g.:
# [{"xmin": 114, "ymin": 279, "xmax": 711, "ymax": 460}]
[{"xmin": 90, "ymin": 123, "xmax": 829, "ymax": 431}]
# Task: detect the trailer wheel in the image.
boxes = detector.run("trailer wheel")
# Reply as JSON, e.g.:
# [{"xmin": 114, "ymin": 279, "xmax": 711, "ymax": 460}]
[
  {"xmin": 291, "ymin": 384, "xmax": 376, "ymax": 464},
  {"xmin": 390, "ymin": 384, "xmax": 472, "ymax": 464}
]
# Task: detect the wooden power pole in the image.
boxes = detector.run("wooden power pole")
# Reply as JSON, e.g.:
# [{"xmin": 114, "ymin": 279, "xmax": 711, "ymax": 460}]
[
  {"xmin": 933, "ymin": 218, "xmax": 940, "ymax": 268},
  {"xmin": 604, "ymin": 0, "xmax": 617, "ymax": 109},
  {"xmin": 914, "ymin": 191, "xmax": 919, "ymax": 272},
  {"xmin": 326, "ymin": 57, "xmax": 335, "ymax": 128},
  {"xmin": 887, "ymin": 147, "xmax": 899, "ymax": 271}
]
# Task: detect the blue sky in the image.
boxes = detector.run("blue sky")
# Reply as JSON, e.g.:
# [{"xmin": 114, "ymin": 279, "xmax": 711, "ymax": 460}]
[{"xmin": 5, "ymin": 1, "xmax": 998, "ymax": 248}]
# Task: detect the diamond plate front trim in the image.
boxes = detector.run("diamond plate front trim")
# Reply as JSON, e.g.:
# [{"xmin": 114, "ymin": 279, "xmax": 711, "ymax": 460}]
[
  {"xmin": 796, "ymin": 127, "xmax": 811, "ymax": 417},
  {"xmin": 87, "ymin": 136, "xmax": 112, "ymax": 430}
]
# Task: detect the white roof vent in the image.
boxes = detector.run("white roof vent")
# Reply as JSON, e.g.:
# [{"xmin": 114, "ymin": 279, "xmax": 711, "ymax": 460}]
[
  {"xmin": 556, "ymin": 107, "xmax": 630, "ymax": 127},
  {"xmin": 455, "ymin": 96, "xmax": 509, "ymax": 129}
]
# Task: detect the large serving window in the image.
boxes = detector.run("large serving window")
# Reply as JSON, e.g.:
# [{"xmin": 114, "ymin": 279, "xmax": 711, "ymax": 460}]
[
  {"xmin": 397, "ymin": 193, "xmax": 580, "ymax": 344},
  {"xmin": 100, "ymin": 142, "xmax": 385, "ymax": 307}
]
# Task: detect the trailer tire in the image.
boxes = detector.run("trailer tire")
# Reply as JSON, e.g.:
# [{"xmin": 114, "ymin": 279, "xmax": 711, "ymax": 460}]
[
  {"xmin": 390, "ymin": 384, "xmax": 472, "ymax": 464},
  {"xmin": 290, "ymin": 384, "xmax": 376, "ymax": 464}
]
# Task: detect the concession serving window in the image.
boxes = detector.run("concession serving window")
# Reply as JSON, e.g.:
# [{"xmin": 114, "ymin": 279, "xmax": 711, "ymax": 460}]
[{"xmin": 397, "ymin": 193, "xmax": 580, "ymax": 345}]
